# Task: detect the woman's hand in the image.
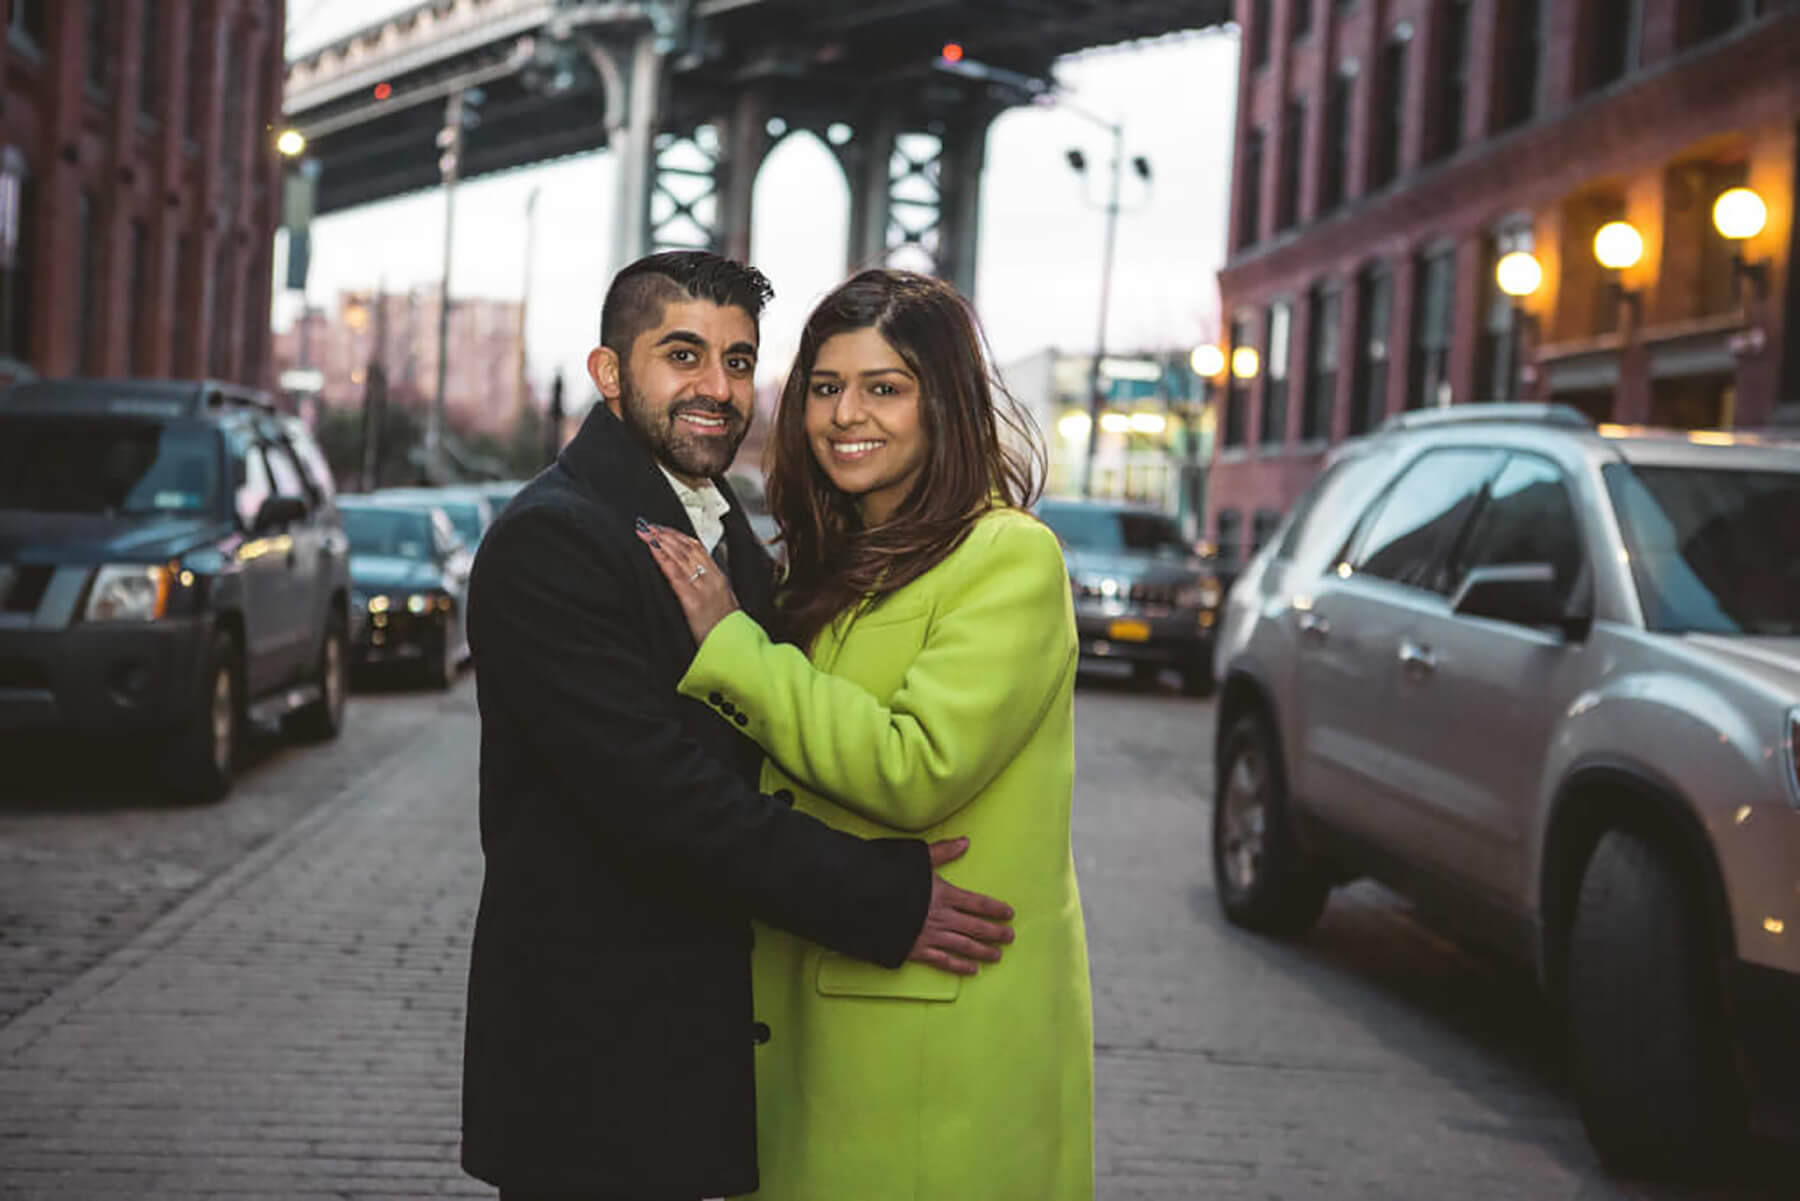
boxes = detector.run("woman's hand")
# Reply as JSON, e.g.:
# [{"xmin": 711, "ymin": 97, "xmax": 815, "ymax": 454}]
[{"xmin": 635, "ymin": 519, "xmax": 741, "ymax": 644}]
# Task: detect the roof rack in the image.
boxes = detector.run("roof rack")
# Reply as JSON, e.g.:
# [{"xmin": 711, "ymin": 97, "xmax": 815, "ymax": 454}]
[{"xmin": 1377, "ymin": 403, "xmax": 1594, "ymax": 434}]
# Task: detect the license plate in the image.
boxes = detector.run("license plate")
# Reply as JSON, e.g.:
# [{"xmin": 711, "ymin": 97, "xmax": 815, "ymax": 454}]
[{"xmin": 1107, "ymin": 618, "xmax": 1151, "ymax": 642}]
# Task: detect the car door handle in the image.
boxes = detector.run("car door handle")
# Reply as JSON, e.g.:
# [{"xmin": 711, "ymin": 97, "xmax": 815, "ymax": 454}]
[
  {"xmin": 1296, "ymin": 611, "xmax": 1330, "ymax": 640},
  {"xmin": 1397, "ymin": 639, "xmax": 1438, "ymax": 673}
]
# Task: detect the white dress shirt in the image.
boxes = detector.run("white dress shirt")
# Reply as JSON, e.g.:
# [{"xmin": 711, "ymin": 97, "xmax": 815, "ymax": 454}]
[{"xmin": 656, "ymin": 465, "xmax": 732, "ymax": 555}]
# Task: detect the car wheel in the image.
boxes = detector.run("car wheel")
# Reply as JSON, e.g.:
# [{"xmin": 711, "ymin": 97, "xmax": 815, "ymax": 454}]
[
  {"xmin": 287, "ymin": 617, "xmax": 348, "ymax": 741},
  {"xmin": 1211, "ymin": 711, "xmax": 1329, "ymax": 936},
  {"xmin": 1568, "ymin": 828, "xmax": 1743, "ymax": 1172},
  {"xmin": 162, "ymin": 631, "xmax": 241, "ymax": 803},
  {"xmin": 420, "ymin": 624, "xmax": 455, "ymax": 691}
]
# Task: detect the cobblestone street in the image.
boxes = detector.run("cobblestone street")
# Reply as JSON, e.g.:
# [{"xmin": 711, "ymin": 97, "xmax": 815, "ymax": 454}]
[{"xmin": 0, "ymin": 668, "xmax": 1793, "ymax": 1199}]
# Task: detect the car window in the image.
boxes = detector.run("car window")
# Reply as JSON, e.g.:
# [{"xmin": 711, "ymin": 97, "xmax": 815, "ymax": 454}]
[
  {"xmin": 236, "ymin": 444, "xmax": 274, "ymax": 529},
  {"xmin": 1347, "ymin": 448, "xmax": 1503, "ymax": 593},
  {"xmin": 1040, "ymin": 506, "xmax": 1184, "ymax": 554},
  {"xmin": 0, "ymin": 416, "xmax": 220, "ymax": 516},
  {"xmin": 342, "ymin": 508, "xmax": 437, "ymax": 561},
  {"xmin": 1603, "ymin": 462, "xmax": 1800, "ymax": 636},
  {"xmin": 1445, "ymin": 454, "xmax": 1583, "ymax": 602},
  {"xmin": 263, "ymin": 440, "xmax": 308, "ymax": 501},
  {"xmin": 1276, "ymin": 451, "xmax": 1390, "ymax": 569}
]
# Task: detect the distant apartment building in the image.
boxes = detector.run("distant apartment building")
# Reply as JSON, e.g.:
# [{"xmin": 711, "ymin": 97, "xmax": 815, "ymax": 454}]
[
  {"xmin": 1210, "ymin": 0, "xmax": 1798, "ymax": 569},
  {"xmin": 0, "ymin": 0, "xmax": 287, "ymax": 385},
  {"xmin": 272, "ymin": 287, "xmax": 534, "ymax": 438}
]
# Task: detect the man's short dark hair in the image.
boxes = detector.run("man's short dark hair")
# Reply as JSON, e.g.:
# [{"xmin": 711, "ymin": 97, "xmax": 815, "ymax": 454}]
[{"xmin": 599, "ymin": 251, "xmax": 775, "ymax": 357}]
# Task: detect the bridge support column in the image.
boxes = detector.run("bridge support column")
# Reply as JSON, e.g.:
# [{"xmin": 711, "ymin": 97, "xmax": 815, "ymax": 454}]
[
  {"xmin": 837, "ymin": 106, "xmax": 996, "ymax": 299},
  {"xmin": 592, "ymin": 34, "xmax": 665, "ymax": 278},
  {"xmin": 716, "ymin": 85, "xmax": 773, "ymax": 263}
]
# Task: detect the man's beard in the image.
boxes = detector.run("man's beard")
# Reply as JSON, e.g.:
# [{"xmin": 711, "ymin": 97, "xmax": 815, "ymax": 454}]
[{"xmin": 617, "ymin": 373, "xmax": 749, "ymax": 480}]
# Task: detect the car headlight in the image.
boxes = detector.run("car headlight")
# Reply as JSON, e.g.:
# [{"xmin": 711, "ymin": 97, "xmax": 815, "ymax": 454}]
[
  {"xmin": 367, "ymin": 594, "xmax": 391, "ymax": 614},
  {"xmin": 407, "ymin": 593, "xmax": 431, "ymax": 615},
  {"xmin": 85, "ymin": 564, "xmax": 171, "ymax": 622}
]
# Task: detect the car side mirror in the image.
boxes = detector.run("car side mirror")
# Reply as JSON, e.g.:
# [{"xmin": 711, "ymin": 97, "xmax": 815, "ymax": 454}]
[
  {"xmin": 1451, "ymin": 563, "xmax": 1589, "ymax": 639},
  {"xmin": 253, "ymin": 495, "xmax": 308, "ymax": 534}
]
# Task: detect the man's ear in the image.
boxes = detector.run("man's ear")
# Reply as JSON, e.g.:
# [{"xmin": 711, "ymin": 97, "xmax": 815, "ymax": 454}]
[{"xmin": 587, "ymin": 345, "xmax": 623, "ymax": 416}]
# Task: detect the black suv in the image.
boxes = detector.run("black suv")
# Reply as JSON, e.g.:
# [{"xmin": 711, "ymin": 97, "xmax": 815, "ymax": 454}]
[
  {"xmin": 1038, "ymin": 498, "xmax": 1223, "ymax": 696},
  {"xmin": 0, "ymin": 379, "xmax": 352, "ymax": 800}
]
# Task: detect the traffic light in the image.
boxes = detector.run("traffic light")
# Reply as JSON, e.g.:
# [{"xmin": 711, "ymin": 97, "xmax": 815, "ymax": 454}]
[{"xmin": 436, "ymin": 88, "xmax": 484, "ymax": 182}]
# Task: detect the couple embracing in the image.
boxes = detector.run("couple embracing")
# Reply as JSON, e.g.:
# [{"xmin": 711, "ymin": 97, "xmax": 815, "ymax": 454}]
[{"xmin": 459, "ymin": 252, "xmax": 1094, "ymax": 1201}]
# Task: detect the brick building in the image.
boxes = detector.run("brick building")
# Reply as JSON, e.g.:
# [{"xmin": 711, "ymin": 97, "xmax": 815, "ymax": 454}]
[
  {"xmin": 271, "ymin": 287, "xmax": 535, "ymax": 439},
  {"xmin": 0, "ymin": 0, "xmax": 286, "ymax": 385},
  {"xmin": 1208, "ymin": 0, "xmax": 1799, "ymax": 568}
]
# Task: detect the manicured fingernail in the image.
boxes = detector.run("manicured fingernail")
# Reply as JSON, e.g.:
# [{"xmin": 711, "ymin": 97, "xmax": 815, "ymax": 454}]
[
  {"xmin": 651, "ymin": 538, "xmax": 663, "ymax": 549},
  {"xmin": 634, "ymin": 516, "xmax": 650, "ymax": 532}
]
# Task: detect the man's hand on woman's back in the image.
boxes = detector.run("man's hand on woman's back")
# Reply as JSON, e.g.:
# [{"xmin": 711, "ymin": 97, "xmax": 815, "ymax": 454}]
[{"xmin": 908, "ymin": 837, "xmax": 1015, "ymax": 976}]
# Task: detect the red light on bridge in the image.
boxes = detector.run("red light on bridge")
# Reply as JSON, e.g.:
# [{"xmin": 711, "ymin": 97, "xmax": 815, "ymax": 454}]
[
  {"xmin": 941, "ymin": 42, "xmax": 964, "ymax": 63},
  {"xmin": 373, "ymin": 82, "xmax": 392, "ymax": 101}
]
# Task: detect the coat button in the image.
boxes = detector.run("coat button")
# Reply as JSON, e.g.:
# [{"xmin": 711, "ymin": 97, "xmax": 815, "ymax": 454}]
[
  {"xmin": 708, "ymin": 691, "xmax": 724, "ymax": 705},
  {"xmin": 734, "ymin": 712, "xmax": 749, "ymax": 727},
  {"xmin": 720, "ymin": 700, "xmax": 736, "ymax": 716},
  {"xmin": 751, "ymin": 1021, "xmax": 772, "ymax": 1045},
  {"xmin": 772, "ymin": 789, "xmax": 794, "ymax": 807}
]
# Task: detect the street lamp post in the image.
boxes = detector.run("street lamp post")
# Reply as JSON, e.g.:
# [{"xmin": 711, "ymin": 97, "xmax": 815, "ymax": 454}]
[{"xmin": 1495, "ymin": 250, "xmax": 1543, "ymax": 401}]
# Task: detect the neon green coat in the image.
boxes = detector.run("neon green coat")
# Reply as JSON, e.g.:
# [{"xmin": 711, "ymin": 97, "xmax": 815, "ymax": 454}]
[{"xmin": 679, "ymin": 506, "xmax": 1094, "ymax": 1201}]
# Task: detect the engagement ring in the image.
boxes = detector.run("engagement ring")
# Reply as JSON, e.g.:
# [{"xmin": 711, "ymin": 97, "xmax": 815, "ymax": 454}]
[{"xmin": 689, "ymin": 565, "xmax": 707, "ymax": 582}]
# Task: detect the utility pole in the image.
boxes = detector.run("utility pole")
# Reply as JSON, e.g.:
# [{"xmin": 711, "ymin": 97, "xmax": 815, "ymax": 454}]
[
  {"xmin": 429, "ymin": 88, "xmax": 481, "ymax": 484},
  {"xmin": 518, "ymin": 187, "xmax": 540, "ymax": 431},
  {"xmin": 361, "ymin": 285, "xmax": 388, "ymax": 492},
  {"xmin": 1077, "ymin": 122, "xmax": 1124, "ymax": 499}
]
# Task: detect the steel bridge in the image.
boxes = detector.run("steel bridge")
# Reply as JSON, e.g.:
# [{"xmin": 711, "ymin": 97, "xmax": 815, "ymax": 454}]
[{"xmin": 283, "ymin": 0, "xmax": 1231, "ymax": 292}]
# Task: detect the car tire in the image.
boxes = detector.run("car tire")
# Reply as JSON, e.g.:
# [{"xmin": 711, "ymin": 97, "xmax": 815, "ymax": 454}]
[
  {"xmin": 287, "ymin": 616, "xmax": 348, "ymax": 742},
  {"xmin": 162, "ymin": 631, "xmax": 241, "ymax": 803},
  {"xmin": 420, "ymin": 622, "xmax": 455, "ymax": 691},
  {"xmin": 1568, "ymin": 828, "xmax": 1743, "ymax": 1173},
  {"xmin": 1211, "ymin": 711, "xmax": 1330, "ymax": 936}
]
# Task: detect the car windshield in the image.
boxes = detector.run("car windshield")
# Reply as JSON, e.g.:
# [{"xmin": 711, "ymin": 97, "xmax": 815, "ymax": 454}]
[
  {"xmin": 1040, "ymin": 506, "xmax": 1189, "ymax": 556},
  {"xmin": 435, "ymin": 502, "xmax": 483, "ymax": 548},
  {"xmin": 0, "ymin": 416, "xmax": 220, "ymax": 516},
  {"xmin": 1603, "ymin": 462, "xmax": 1800, "ymax": 636},
  {"xmin": 342, "ymin": 508, "xmax": 436, "ymax": 562}
]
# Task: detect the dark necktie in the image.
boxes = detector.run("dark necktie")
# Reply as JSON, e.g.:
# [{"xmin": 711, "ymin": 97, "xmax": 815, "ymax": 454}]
[{"xmin": 710, "ymin": 534, "xmax": 731, "ymax": 581}]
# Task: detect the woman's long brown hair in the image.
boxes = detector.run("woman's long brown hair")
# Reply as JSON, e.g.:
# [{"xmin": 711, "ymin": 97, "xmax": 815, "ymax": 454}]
[{"xmin": 766, "ymin": 269, "xmax": 1046, "ymax": 650}]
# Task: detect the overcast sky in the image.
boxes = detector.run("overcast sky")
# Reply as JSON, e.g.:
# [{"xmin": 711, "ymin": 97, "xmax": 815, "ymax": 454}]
[{"xmin": 281, "ymin": 2, "xmax": 1240, "ymax": 398}]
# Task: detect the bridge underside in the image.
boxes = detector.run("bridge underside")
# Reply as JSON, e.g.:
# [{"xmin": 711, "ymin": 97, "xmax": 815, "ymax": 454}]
[{"xmin": 286, "ymin": 0, "xmax": 1232, "ymax": 289}]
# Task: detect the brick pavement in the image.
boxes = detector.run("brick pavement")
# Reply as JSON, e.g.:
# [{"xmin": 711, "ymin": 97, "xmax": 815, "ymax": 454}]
[{"xmin": 0, "ymin": 706, "xmax": 488, "ymax": 1200}]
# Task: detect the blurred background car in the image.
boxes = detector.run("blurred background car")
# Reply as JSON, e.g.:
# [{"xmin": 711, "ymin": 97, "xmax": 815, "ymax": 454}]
[
  {"xmin": 338, "ymin": 497, "xmax": 472, "ymax": 689},
  {"xmin": 1037, "ymin": 498, "xmax": 1223, "ymax": 696},
  {"xmin": 0, "ymin": 378, "xmax": 350, "ymax": 801},
  {"xmin": 370, "ymin": 485, "xmax": 494, "ymax": 554},
  {"xmin": 471, "ymin": 479, "xmax": 527, "ymax": 518}
]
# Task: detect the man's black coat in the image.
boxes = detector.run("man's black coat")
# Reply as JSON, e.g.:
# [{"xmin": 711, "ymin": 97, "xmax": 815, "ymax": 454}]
[{"xmin": 460, "ymin": 403, "xmax": 932, "ymax": 1197}]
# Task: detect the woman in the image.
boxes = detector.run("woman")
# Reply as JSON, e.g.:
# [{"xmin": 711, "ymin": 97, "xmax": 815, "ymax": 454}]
[{"xmin": 638, "ymin": 269, "xmax": 1092, "ymax": 1201}]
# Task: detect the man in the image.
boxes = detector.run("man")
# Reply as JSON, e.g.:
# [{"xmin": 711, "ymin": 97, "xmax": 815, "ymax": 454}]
[{"xmin": 461, "ymin": 252, "xmax": 1013, "ymax": 1201}]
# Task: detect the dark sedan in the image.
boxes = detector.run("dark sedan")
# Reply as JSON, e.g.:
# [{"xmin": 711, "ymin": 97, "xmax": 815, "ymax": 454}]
[
  {"xmin": 1038, "ymin": 499, "xmax": 1222, "ymax": 696},
  {"xmin": 339, "ymin": 499, "xmax": 471, "ymax": 689}
]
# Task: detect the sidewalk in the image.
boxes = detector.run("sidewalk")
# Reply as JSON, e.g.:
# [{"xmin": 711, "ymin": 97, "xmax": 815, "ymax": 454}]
[{"xmin": 0, "ymin": 712, "xmax": 489, "ymax": 1200}]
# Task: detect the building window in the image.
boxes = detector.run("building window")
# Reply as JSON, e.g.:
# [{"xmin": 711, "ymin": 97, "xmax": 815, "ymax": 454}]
[
  {"xmin": 183, "ymin": 14, "xmax": 207, "ymax": 143},
  {"xmin": 1370, "ymin": 36, "xmax": 1408, "ymax": 189},
  {"xmin": 85, "ymin": 0, "xmax": 112, "ymax": 93},
  {"xmin": 1292, "ymin": 0, "xmax": 1314, "ymax": 40},
  {"xmin": 220, "ymin": 23, "xmax": 245, "ymax": 173},
  {"xmin": 1251, "ymin": 509, "xmax": 1283, "ymax": 556},
  {"xmin": 1477, "ymin": 224, "xmax": 1533, "ymax": 402},
  {"xmin": 1238, "ymin": 128, "xmax": 1266, "ymax": 250},
  {"xmin": 129, "ymin": 221, "xmax": 151, "ymax": 375},
  {"xmin": 1319, "ymin": 69, "xmax": 1353, "ymax": 212},
  {"xmin": 1249, "ymin": 0, "xmax": 1272, "ymax": 69},
  {"xmin": 1350, "ymin": 265, "xmax": 1392, "ymax": 434},
  {"xmin": 9, "ymin": 0, "xmax": 46, "ymax": 46},
  {"xmin": 1216, "ymin": 508, "xmax": 1243, "ymax": 567},
  {"xmin": 1497, "ymin": 0, "xmax": 1544, "ymax": 130},
  {"xmin": 1302, "ymin": 284, "xmax": 1341, "ymax": 441},
  {"xmin": 1260, "ymin": 302, "xmax": 1293, "ymax": 446},
  {"xmin": 1276, "ymin": 98, "xmax": 1307, "ymax": 232},
  {"xmin": 74, "ymin": 194, "xmax": 98, "ymax": 374},
  {"xmin": 172, "ymin": 234, "xmax": 192, "ymax": 373},
  {"xmin": 1223, "ymin": 312, "xmax": 1256, "ymax": 448},
  {"xmin": 0, "ymin": 156, "xmax": 33, "ymax": 362},
  {"xmin": 209, "ymin": 250, "xmax": 235, "ymax": 378},
  {"xmin": 1588, "ymin": 0, "xmax": 1642, "ymax": 91},
  {"xmin": 1408, "ymin": 246, "xmax": 1456, "ymax": 410},
  {"xmin": 1691, "ymin": 0, "xmax": 1757, "ymax": 45},
  {"xmin": 138, "ymin": 0, "xmax": 162, "ymax": 118},
  {"xmin": 1430, "ymin": 0, "xmax": 1473, "ymax": 162}
]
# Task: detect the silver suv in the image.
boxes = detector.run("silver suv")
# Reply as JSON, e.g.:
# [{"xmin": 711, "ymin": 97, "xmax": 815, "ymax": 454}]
[{"xmin": 1209, "ymin": 404, "xmax": 1800, "ymax": 1171}]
